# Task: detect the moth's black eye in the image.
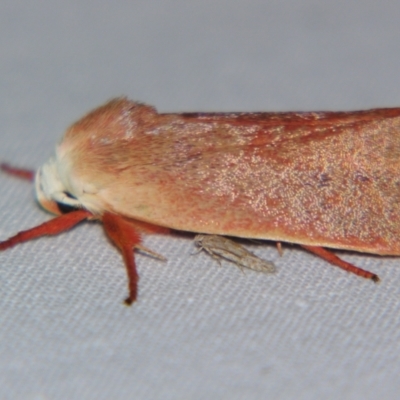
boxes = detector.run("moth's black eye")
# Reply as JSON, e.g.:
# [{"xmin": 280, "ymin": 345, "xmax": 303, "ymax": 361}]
[
  {"xmin": 56, "ymin": 192, "xmax": 78, "ymax": 214},
  {"xmin": 56, "ymin": 202, "xmax": 78, "ymax": 214}
]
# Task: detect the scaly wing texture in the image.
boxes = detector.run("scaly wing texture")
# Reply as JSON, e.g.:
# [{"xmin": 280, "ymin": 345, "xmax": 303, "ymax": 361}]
[{"xmin": 59, "ymin": 99, "xmax": 400, "ymax": 255}]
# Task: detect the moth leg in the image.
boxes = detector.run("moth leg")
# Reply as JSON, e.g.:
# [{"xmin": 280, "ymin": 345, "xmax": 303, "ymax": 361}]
[
  {"xmin": 135, "ymin": 244, "xmax": 166, "ymax": 261},
  {"xmin": 301, "ymin": 245, "xmax": 380, "ymax": 282},
  {"xmin": 0, "ymin": 209, "xmax": 92, "ymax": 251},
  {"xmin": 198, "ymin": 245, "xmax": 223, "ymax": 266},
  {"xmin": 0, "ymin": 163, "xmax": 35, "ymax": 181},
  {"xmin": 102, "ymin": 212, "xmax": 144, "ymax": 305},
  {"xmin": 207, "ymin": 252, "xmax": 224, "ymax": 267},
  {"xmin": 276, "ymin": 242, "xmax": 283, "ymax": 257}
]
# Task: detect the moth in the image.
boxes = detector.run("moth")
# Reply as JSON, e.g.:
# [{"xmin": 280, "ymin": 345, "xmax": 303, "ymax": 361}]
[
  {"xmin": 194, "ymin": 234, "xmax": 276, "ymax": 273},
  {"xmin": 2, "ymin": 97, "xmax": 400, "ymax": 304}
]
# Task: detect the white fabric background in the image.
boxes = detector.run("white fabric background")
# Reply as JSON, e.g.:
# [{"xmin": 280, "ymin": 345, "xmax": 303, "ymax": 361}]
[{"xmin": 1, "ymin": 1, "xmax": 400, "ymax": 399}]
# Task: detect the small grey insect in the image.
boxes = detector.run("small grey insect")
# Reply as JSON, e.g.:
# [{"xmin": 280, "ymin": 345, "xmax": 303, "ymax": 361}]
[{"xmin": 194, "ymin": 234, "xmax": 276, "ymax": 273}]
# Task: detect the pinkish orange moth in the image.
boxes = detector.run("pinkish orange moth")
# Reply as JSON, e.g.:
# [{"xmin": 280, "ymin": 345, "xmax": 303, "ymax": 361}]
[{"xmin": 2, "ymin": 97, "xmax": 399, "ymax": 304}]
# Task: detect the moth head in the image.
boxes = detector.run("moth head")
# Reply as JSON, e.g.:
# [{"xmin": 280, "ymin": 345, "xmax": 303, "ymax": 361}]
[{"xmin": 35, "ymin": 157, "xmax": 81, "ymax": 215}]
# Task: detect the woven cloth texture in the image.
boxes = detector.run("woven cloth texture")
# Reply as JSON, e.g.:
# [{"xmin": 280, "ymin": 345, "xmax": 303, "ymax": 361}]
[{"xmin": 1, "ymin": 1, "xmax": 400, "ymax": 399}]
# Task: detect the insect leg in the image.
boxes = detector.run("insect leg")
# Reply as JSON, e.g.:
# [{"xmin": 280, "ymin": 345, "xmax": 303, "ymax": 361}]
[
  {"xmin": 102, "ymin": 212, "xmax": 143, "ymax": 305},
  {"xmin": 276, "ymin": 242, "xmax": 283, "ymax": 256},
  {"xmin": 301, "ymin": 245, "xmax": 380, "ymax": 282},
  {"xmin": 0, "ymin": 163, "xmax": 35, "ymax": 181},
  {"xmin": 0, "ymin": 209, "xmax": 92, "ymax": 250}
]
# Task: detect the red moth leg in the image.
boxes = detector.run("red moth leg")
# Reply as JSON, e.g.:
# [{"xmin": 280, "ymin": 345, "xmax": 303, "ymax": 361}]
[
  {"xmin": 102, "ymin": 212, "xmax": 145, "ymax": 305},
  {"xmin": 0, "ymin": 209, "xmax": 92, "ymax": 251},
  {"xmin": 0, "ymin": 163, "xmax": 35, "ymax": 181},
  {"xmin": 301, "ymin": 245, "xmax": 380, "ymax": 282}
]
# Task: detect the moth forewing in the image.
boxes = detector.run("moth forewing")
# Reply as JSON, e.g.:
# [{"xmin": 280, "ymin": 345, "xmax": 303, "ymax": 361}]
[{"xmin": 3, "ymin": 98, "xmax": 399, "ymax": 304}]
